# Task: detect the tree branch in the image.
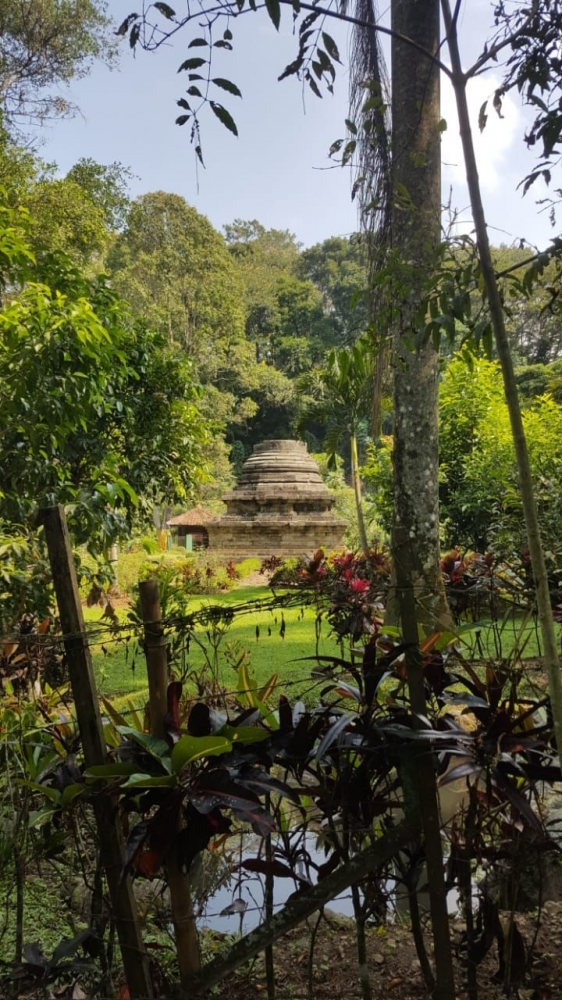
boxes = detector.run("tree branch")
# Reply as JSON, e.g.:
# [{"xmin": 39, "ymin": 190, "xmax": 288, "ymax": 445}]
[
  {"xmin": 495, "ymin": 242, "xmax": 562, "ymax": 280},
  {"xmin": 130, "ymin": 0, "xmax": 454, "ymax": 78},
  {"xmin": 464, "ymin": 6, "xmax": 537, "ymax": 81},
  {"xmin": 279, "ymin": 1, "xmax": 453, "ymax": 77},
  {"xmin": 190, "ymin": 819, "xmax": 418, "ymax": 995}
]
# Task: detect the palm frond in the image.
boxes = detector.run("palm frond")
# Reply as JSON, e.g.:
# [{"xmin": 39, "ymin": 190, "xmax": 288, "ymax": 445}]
[{"xmin": 325, "ymin": 423, "xmax": 346, "ymax": 468}]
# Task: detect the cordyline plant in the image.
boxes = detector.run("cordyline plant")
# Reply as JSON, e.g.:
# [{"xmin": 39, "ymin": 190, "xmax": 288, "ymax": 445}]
[
  {"xmin": 12, "ymin": 588, "xmax": 559, "ymax": 998},
  {"xmin": 439, "ymin": 547, "xmax": 562, "ymax": 624},
  {"xmin": 270, "ymin": 546, "xmax": 390, "ymax": 639},
  {"xmin": 270, "ymin": 544, "xmax": 560, "ymax": 630}
]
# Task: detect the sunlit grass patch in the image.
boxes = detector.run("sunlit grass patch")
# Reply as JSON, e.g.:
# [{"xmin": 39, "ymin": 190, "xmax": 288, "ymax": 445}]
[{"xmin": 84, "ymin": 588, "xmax": 339, "ymax": 701}]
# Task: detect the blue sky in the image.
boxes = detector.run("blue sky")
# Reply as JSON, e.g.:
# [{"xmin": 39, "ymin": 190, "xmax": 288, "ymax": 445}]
[{"xmin": 33, "ymin": 0, "xmax": 558, "ymax": 250}]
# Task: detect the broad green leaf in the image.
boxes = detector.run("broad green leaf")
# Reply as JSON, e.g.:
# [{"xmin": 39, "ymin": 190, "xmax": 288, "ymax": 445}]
[
  {"xmin": 250, "ymin": 694, "xmax": 280, "ymax": 731},
  {"xmin": 116, "ymin": 727, "xmax": 171, "ymax": 770},
  {"xmin": 17, "ymin": 780, "xmax": 60, "ymax": 803},
  {"xmin": 126, "ymin": 700, "xmax": 144, "ymax": 732},
  {"xmin": 122, "ymin": 773, "xmax": 176, "ymax": 788},
  {"xmin": 238, "ymin": 659, "xmax": 257, "ymax": 707},
  {"xmin": 28, "ymin": 805, "xmax": 57, "ymax": 829},
  {"xmin": 85, "ymin": 762, "xmax": 139, "ymax": 779},
  {"xmin": 61, "ymin": 783, "xmax": 85, "ymax": 806},
  {"xmin": 171, "ymin": 735, "xmax": 233, "ymax": 773},
  {"xmin": 221, "ymin": 725, "xmax": 270, "ymax": 746},
  {"xmin": 258, "ymin": 672, "xmax": 278, "ymax": 703}
]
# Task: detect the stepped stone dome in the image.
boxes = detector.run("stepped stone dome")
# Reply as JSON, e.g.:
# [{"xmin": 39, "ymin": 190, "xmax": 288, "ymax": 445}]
[{"xmin": 208, "ymin": 440, "xmax": 347, "ymax": 557}]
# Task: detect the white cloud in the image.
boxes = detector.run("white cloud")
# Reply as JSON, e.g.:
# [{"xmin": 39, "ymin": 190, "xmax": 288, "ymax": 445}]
[{"xmin": 441, "ymin": 73, "xmax": 522, "ymax": 193}]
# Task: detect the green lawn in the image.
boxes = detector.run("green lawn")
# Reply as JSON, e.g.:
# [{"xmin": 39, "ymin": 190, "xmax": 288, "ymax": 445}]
[
  {"xmin": 84, "ymin": 586, "xmax": 558, "ymax": 711},
  {"xmin": 85, "ymin": 585, "xmax": 341, "ymax": 704},
  {"xmin": 456, "ymin": 612, "xmax": 557, "ymax": 662}
]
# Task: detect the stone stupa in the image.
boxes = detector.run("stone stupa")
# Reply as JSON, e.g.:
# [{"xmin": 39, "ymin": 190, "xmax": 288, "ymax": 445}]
[{"xmin": 208, "ymin": 439, "xmax": 347, "ymax": 557}]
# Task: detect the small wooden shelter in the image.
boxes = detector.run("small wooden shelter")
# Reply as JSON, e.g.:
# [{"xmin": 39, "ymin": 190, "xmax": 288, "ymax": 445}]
[{"xmin": 166, "ymin": 506, "xmax": 215, "ymax": 550}]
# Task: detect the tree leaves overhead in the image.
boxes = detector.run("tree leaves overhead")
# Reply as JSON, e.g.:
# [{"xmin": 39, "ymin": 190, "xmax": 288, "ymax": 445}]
[
  {"xmin": 322, "ymin": 31, "xmax": 340, "ymax": 63},
  {"xmin": 154, "ymin": 2, "xmax": 176, "ymax": 18},
  {"xmin": 116, "ymin": 13, "xmax": 140, "ymax": 37},
  {"xmin": 212, "ymin": 78, "xmax": 242, "ymax": 97},
  {"xmin": 119, "ymin": 0, "xmax": 344, "ymax": 153},
  {"xmin": 265, "ymin": 0, "xmax": 281, "ymax": 31},
  {"xmin": 210, "ymin": 101, "xmax": 238, "ymax": 136},
  {"xmin": 178, "ymin": 57, "xmax": 207, "ymax": 72},
  {"xmin": 482, "ymin": 1, "xmax": 562, "ymax": 217}
]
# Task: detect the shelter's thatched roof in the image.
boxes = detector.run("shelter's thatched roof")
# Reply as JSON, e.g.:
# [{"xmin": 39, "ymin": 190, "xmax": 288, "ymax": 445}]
[{"xmin": 166, "ymin": 506, "xmax": 216, "ymax": 528}]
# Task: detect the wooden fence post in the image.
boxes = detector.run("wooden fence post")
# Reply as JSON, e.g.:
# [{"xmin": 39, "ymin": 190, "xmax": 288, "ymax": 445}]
[
  {"xmin": 139, "ymin": 579, "xmax": 201, "ymax": 990},
  {"xmin": 41, "ymin": 505, "xmax": 153, "ymax": 1000},
  {"xmin": 138, "ymin": 580, "xmax": 169, "ymax": 740}
]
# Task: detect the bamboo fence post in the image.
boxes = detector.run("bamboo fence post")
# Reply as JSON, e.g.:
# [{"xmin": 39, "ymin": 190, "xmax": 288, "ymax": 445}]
[
  {"xmin": 138, "ymin": 579, "xmax": 201, "ymax": 990},
  {"xmin": 41, "ymin": 505, "xmax": 152, "ymax": 1000}
]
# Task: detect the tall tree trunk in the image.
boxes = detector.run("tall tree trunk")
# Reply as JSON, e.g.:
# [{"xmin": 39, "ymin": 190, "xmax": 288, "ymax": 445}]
[
  {"xmin": 351, "ymin": 432, "xmax": 370, "ymax": 555},
  {"xmin": 441, "ymin": 0, "xmax": 562, "ymax": 760},
  {"xmin": 389, "ymin": 0, "xmax": 452, "ymax": 630},
  {"xmin": 394, "ymin": 526, "xmax": 456, "ymax": 1000}
]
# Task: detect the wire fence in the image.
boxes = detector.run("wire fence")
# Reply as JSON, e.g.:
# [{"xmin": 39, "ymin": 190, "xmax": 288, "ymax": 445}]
[
  {"xmin": 1, "ymin": 583, "xmax": 557, "ymax": 1000},
  {"xmin": 1, "ymin": 583, "xmax": 555, "ymax": 735}
]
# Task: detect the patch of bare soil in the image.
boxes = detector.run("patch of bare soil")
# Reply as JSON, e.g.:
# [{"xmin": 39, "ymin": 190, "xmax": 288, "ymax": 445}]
[
  {"xmin": 233, "ymin": 571, "xmax": 272, "ymax": 588},
  {"xmin": 8, "ymin": 904, "xmax": 562, "ymax": 999},
  {"xmin": 212, "ymin": 903, "xmax": 562, "ymax": 1000}
]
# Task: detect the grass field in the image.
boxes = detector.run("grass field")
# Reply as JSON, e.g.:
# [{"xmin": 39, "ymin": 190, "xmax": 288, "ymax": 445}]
[
  {"xmin": 85, "ymin": 585, "xmax": 341, "ymax": 704},
  {"xmin": 84, "ymin": 583, "xmax": 560, "ymax": 714},
  {"xmin": 454, "ymin": 611, "xmax": 555, "ymax": 662}
]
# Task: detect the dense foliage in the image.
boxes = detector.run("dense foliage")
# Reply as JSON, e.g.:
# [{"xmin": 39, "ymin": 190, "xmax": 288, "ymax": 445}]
[
  {"xmin": 0, "ymin": 191, "xmax": 208, "ymax": 629},
  {"xmin": 439, "ymin": 355, "xmax": 562, "ymax": 557},
  {"xmin": 0, "ymin": 0, "xmax": 116, "ymax": 130}
]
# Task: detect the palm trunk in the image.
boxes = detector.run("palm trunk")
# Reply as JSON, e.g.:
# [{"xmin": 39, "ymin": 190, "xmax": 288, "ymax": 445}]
[
  {"xmin": 351, "ymin": 433, "xmax": 369, "ymax": 555},
  {"xmin": 441, "ymin": 0, "xmax": 562, "ymax": 762},
  {"xmin": 389, "ymin": 0, "xmax": 452, "ymax": 631}
]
